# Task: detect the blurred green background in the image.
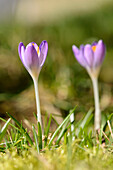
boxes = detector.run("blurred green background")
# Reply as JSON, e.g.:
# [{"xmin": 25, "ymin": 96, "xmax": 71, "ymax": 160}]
[{"xmin": 0, "ymin": 0, "xmax": 113, "ymax": 127}]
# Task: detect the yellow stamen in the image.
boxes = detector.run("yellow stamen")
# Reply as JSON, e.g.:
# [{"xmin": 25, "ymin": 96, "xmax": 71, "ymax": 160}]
[
  {"xmin": 32, "ymin": 43, "xmax": 39, "ymax": 54},
  {"xmin": 37, "ymin": 47, "xmax": 39, "ymax": 54},
  {"xmin": 92, "ymin": 45, "xmax": 96, "ymax": 52}
]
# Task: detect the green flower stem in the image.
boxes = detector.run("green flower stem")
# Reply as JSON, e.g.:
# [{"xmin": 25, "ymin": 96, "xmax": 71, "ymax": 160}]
[{"xmin": 33, "ymin": 78, "xmax": 42, "ymax": 129}]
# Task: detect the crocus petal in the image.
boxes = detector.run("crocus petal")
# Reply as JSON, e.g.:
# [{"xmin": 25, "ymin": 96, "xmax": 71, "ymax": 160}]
[
  {"xmin": 72, "ymin": 45, "xmax": 79, "ymax": 55},
  {"xmin": 72, "ymin": 45, "xmax": 87, "ymax": 68},
  {"xmin": 39, "ymin": 40, "xmax": 48, "ymax": 67},
  {"xmin": 93, "ymin": 40, "xmax": 106, "ymax": 67},
  {"xmin": 24, "ymin": 44, "xmax": 39, "ymax": 70},
  {"xmin": 18, "ymin": 42, "xmax": 25, "ymax": 65},
  {"xmin": 32, "ymin": 42, "xmax": 39, "ymax": 52},
  {"xmin": 84, "ymin": 44, "xmax": 94, "ymax": 68}
]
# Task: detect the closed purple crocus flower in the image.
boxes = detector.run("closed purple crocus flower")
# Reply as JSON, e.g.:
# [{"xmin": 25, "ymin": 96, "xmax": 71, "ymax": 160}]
[
  {"xmin": 72, "ymin": 40, "xmax": 106, "ymax": 76},
  {"xmin": 18, "ymin": 40, "xmax": 48, "ymax": 79},
  {"xmin": 18, "ymin": 40, "xmax": 48, "ymax": 130}
]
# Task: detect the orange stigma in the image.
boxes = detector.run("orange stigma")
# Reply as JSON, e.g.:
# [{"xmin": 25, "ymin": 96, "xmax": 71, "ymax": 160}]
[{"xmin": 92, "ymin": 45, "xmax": 96, "ymax": 52}]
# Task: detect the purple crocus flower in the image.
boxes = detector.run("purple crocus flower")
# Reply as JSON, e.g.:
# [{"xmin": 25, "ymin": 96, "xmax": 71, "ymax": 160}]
[
  {"xmin": 18, "ymin": 40, "xmax": 48, "ymax": 79},
  {"xmin": 18, "ymin": 40, "xmax": 48, "ymax": 130},
  {"xmin": 72, "ymin": 40, "xmax": 106, "ymax": 76},
  {"xmin": 72, "ymin": 40, "xmax": 106, "ymax": 131}
]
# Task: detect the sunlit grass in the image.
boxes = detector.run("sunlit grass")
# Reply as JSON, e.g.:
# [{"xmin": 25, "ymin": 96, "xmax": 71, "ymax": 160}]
[{"xmin": 0, "ymin": 109, "xmax": 113, "ymax": 169}]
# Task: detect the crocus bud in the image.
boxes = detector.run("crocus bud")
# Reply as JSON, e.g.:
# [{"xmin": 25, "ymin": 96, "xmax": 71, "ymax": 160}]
[
  {"xmin": 18, "ymin": 40, "xmax": 48, "ymax": 130},
  {"xmin": 18, "ymin": 40, "xmax": 48, "ymax": 79}
]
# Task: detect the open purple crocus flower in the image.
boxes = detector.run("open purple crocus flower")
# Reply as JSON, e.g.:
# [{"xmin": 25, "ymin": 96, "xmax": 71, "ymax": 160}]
[
  {"xmin": 18, "ymin": 40, "xmax": 48, "ymax": 130},
  {"xmin": 72, "ymin": 40, "xmax": 106, "ymax": 131},
  {"xmin": 72, "ymin": 40, "xmax": 106, "ymax": 77}
]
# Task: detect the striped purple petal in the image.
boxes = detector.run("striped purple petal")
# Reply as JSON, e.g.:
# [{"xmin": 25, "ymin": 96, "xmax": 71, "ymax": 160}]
[
  {"xmin": 93, "ymin": 40, "xmax": 106, "ymax": 67},
  {"xmin": 72, "ymin": 45, "xmax": 87, "ymax": 68},
  {"xmin": 39, "ymin": 40, "xmax": 48, "ymax": 67},
  {"xmin": 24, "ymin": 44, "xmax": 39, "ymax": 70},
  {"xmin": 18, "ymin": 42, "xmax": 25, "ymax": 65},
  {"xmin": 84, "ymin": 44, "xmax": 94, "ymax": 67}
]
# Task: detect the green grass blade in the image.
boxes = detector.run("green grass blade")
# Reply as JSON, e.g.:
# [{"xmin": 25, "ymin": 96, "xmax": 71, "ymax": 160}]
[
  {"xmin": 0, "ymin": 118, "xmax": 11, "ymax": 143},
  {"xmin": 107, "ymin": 113, "xmax": 113, "ymax": 121},
  {"xmin": 44, "ymin": 114, "xmax": 52, "ymax": 147},
  {"xmin": 56, "ymin": 118, "xmax": 69, "ymax": 145},
  {"xmin": 79, "ymin": 108, "xmax": 93, "ymax": 128},
  {"xmin": 13, "ymin": 138, "xmax": 24, "ymax": 146},
  {"xmin": 33, "ymin": 112, "xmax": 37, "ymax": 120},
  {"xmin": 32, "ymin": 125, "xmax": 39, "ymax": 154},
  {"xmin": 0, "ymin": 117, "xmax": 19, "ymax": 131},
  {"xmin": 37, "ymin": 122, "xmax": 42, "ymax": 150},
  {"xmin": 64, "ymin": 132, "xmax": 68, "ymax": 144},
  {"xmin": 51, "ymin": 115, "xmax": 59, "ymax": 126},
  {"xmin": 48, "ymin": 107, "xmax": 76, "ymax": 147},
  {"xmin": 6, "ymin": 112, "xmax": 33, "ymax": 146},
  {"xmin": 76, "ymin": 108, "xmax": 93, "ymax": 136},
  {"xmin": 45, "ymin": 114, "xmax": 52, "ymax": 136},
  {"xmin": 5, "ymin": 138, "xmax": 8, "ymax": 150},
  {"xmin": 44, "ymin": 112, "xmax": 48, "ymax": 134}
]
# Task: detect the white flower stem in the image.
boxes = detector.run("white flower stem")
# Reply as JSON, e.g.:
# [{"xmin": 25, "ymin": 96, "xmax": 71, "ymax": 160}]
[
  {"xmin": 70, "ymin": 113, "xmax": 74, "ymax": 132},
  {"xmin": 33, "ymin": 78, "xmax": 42, "ymax": 129},
  {"xmin": 91, "ymin": 76, "xmax": 101, "ymax": 131},
  {"xmin": 70, "ymin": 112, "xmax": 75, "ymax": 141}
]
